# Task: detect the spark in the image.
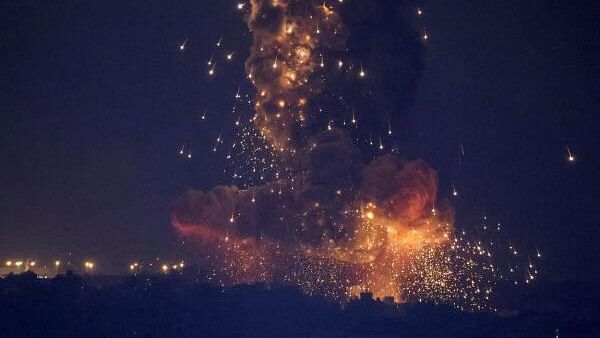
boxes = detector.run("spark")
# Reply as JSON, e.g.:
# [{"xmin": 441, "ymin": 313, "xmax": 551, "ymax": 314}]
[
  {"xmin": 452, "ymin": 186, "xmax": 459, "ymax": 197},
  {"xmin": 567, "ymin": 146, "xmax": 576, "ymax": 163}
]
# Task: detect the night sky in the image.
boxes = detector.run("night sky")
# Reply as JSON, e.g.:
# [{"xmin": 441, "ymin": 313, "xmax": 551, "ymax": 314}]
[{"xmin": 1, "ymin": 0, "xmax": 599, "ymax": 283}]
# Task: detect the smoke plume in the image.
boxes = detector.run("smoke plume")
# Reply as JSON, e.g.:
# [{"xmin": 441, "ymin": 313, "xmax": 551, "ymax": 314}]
[{"xmin": 171, "ymin": 1, "xmax": 494, "ymax": 309}]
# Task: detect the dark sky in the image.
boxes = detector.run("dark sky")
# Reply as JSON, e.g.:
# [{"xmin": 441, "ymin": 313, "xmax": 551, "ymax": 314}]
[{"xmin": 1, "ymin": 0, "xmax": 599, "ymax": 281}]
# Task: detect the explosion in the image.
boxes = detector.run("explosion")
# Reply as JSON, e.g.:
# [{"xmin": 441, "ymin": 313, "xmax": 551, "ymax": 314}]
[
  {"xmin": 245, "ymin": 0, "xmax": 346, "ymax": 152},
  {"xmin": 171, "ymin": 0, "xmax": 527, "ymax": 312}
]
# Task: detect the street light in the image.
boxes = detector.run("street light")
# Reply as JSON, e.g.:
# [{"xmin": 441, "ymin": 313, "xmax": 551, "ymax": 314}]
[
  {"xmin": 54, "ymin": 260, "xmax": 61, "ymax": 275},
  {"xmin": 129, "ymin": 262, "xmax": 141, "ymax": 274},
  {"xmin": 84, "ymin": 261, "xmax": 95, "ymax": 274}
]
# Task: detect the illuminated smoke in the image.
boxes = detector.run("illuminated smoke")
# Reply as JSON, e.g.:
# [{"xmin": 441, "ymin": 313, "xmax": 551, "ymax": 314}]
[
  {"xmin": 172, "ymin": 129, "xmax": 476, "ymax": 305},
  {"xmin": 172, "ymin": 0, "xmax": 501, "ymax": 311},
  {"xmin": 245, "ymin": 0, "xmax": 345, "ymax": 152}
]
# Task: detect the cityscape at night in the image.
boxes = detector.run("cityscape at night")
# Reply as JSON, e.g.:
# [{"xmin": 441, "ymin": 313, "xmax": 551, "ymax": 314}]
[{"xmin": 1, "ymin": 0, "xmax": 599, "ymax": 337}]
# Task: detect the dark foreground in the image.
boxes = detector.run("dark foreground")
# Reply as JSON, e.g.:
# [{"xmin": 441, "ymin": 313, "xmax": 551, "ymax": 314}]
[{"xmin": 1, "ymin": 270, "xmax": 598, "ymax": 338}]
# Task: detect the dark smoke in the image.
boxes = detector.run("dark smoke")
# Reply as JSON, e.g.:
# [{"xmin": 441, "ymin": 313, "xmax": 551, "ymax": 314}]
[{"xmin": 172, "ymin": 128, "xmax": 443, "ymax": 247}]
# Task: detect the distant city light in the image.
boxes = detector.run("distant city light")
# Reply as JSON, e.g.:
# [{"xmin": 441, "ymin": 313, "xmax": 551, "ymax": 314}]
[{"xmin": 84, "ymin": 261, "xmax": 95, "ymax": 272}]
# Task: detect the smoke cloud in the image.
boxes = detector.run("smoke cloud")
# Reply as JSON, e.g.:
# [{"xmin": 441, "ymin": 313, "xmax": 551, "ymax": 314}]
[{"xmin": 171, "ymin": 1, "xmax": 488, "ymax": 307}]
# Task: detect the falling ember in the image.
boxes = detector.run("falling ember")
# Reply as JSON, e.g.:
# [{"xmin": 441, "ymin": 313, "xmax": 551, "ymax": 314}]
[
  {"xmin": 172, "ymin": 0, "xmax": 538, "ymax": 312},
  {"xmin": 179, "ymin": 38, "xmax": 188, "ymax": 51},
  {"xmin": 452, "ymin": 186, "xmax": 459, "ymax": 197},
  {"xmin": 567, "ymin": 146, "xmax": 576, "ymax": 163}
]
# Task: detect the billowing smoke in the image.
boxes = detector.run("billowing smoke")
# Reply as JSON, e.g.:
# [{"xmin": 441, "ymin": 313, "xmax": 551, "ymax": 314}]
[
  {"xmin": 245, "ymin": 0, "xmax": 346, "ymax": 150},
  {"xmin": 173, "ymin": 129, "xmax": 445, "ymax": 246},
  {"xmin": 172, "ymin": 0, "xmax": 494, "ymax": 309}
]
